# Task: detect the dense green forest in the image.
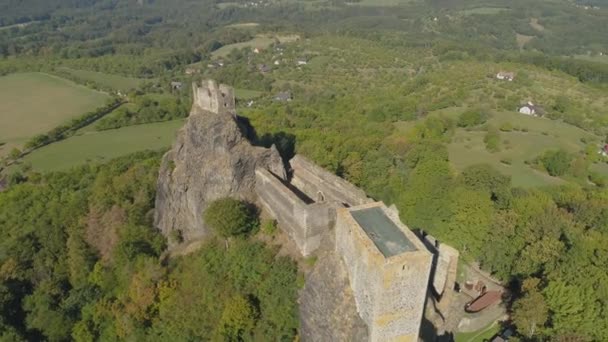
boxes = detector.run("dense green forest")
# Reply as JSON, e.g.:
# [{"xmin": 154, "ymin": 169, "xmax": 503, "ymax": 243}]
[
  {"xmin": 0, "ymin": 153, "xmax": 299, "ymax": 341},
  {"xmin": 1, "ymin": 0, "xmax": 608, "ymax": 341}
]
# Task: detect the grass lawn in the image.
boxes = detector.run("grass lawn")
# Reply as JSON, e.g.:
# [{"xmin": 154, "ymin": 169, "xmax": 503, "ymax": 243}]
[
  {"xmin": 346, "ymin": 0, "xmax": 417, "ymax": 6},
  {"xmin": 448, "ymin": 111, "xmax": 598, "ymax": 187},
  {"xmin": 211, "ymin": 34, "xmax": 300, "ymax": 58},
  {"xmin": 455, "ymin": 321, "xmax": 501, "ymax": 342},
  {"xmin": 460, "ymin": 7, "xmax": 510, "ymax": 15},
  {"xmin": 235, "ymin": 88, "xmax": 263, "ymax": 100},
  {"xmin": 20, "ymin": 120, "xmax": 184, "ymax": 171},
  {"xmin": 57, "ymin": 67, "xmax": 144, "ymax": 91},
  {"xmin": 572, "ymin": 54, "xmax": 608, "ymax": 64},
  {"xmin": 0, "ymin": 72, "xmax": 109, "ymax": 157}
]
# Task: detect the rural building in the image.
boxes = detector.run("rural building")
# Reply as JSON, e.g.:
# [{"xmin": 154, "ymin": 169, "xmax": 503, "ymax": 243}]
[
  {"xmin": 258, "ymin": 64, "xmax": 272, "ymax": 73},
  {"xmin": 171, "ymin": 81, "xmax": 183, "ymax": 91},
  {"xmin": 496, "ymin": 71, "xmax": 515, "ymax": 81},
  {"xmin": 274, "ymin": 91, "xmax": 292, "ymax": 102},
  {"xmin": 599, "ymin": 144, "xmax": 608, "ymax": 157},
  {"xmin": 297, "ymin": 58, "xmax": 308, "ymax": 65},
  {"xmin": 184, "ymin": 67, "xmax": 199, "ymax": 75},
  {"xmin": 519, "ymin": 102, "xmax": 543, "ymax": 116}
]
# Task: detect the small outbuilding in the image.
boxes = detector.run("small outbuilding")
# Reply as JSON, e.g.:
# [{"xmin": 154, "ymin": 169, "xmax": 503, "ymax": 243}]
[
  {"xmin": 274, "ymin": 91, "xmax": 292, "ymax": 102},
  {"xmin": 171, "ymin": 81, "xmax": 183, "ymax": 91},
  {"xmin": 496, "ymin": 71, "xmax": 515, "ymax": 81},
  {"xmin": 518, "ymin": 102, "xmax": 543, "ymax": 117}
]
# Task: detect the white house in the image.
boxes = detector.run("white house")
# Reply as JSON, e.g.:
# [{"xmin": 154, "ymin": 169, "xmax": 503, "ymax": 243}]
[
  {"xmin": 496, "ymin": 71, "xmax": 515, "ymax": 81},
  {"xmin": 519, "ymin": 102, "xmax": 539, "ymax": 116},
  {"xmin": 599, "ymin": 144, "xmax": 608, "ymax": 158}
]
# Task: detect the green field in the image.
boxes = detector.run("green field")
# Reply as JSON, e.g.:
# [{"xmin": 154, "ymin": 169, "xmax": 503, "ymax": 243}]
[
  {"xmin": 211, "ymin": 34, "xmax": 300, "ymax": 58},
  {"xmin": 20, "ymin": 120, "xmax": 184, "ymax": 171},
  {"xmin": 345, "ymin": 0, "xmax": 417, "ymax": 6},
  {"xmin": 460, "ymin": 7, "xmax": 510, "ymax": 15},
  {"xmin": 235, "ymin": 88, "xmax": 263, "ymax": 100},
  {"xmin": 0, "ymin": 72, "xmax": 109, "ymax": 157},
  {"xmin": 448, "ymin": 111, "xmax": 599, "ymax": 187},
  {"xmin": 57, "ymin": 67, "xmax": 144, "ymax": 91},
  {"xmin": 572, "ymin": 54, "xmax": 608, "ymax": 64},
  {"xmin": 455, "ymin": 322, "xmax": 501, "ymax": 342}
]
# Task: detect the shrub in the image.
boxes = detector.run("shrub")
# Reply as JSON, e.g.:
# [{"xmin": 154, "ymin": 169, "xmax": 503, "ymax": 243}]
[
  {"xmin": 204, "ymin": 198, "xmax": 258, "ymax": 238},
  {"xmin": 539, "ymin": 149, "xmax": 572, "ymax": 177},
  {"xmin": 589, "ymin": 171, "xmax": 608, "ymax": 187},
  {"xmin": 500, "ymin": 122, "xmax": 514, "ymax": 132},
  {"xmin": 457, "ymin": 109, "xmax": 488, "ymax": 128},
  {"xmin": 261, "ymin": 219, "xmax": 278, "ymax": 236},
  {"xmin": 484, "ymin": 127, "xmax": 501, "ymax": 153}
]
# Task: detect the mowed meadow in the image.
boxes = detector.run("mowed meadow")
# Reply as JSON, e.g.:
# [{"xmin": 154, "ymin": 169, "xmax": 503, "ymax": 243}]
[
  {"xmin": 21, "ymin": 119, "xmax": 184, "ymax": 171},
  {"xmin": 0, "ymin": 72, "xmax": 109, "ymax": 157}
]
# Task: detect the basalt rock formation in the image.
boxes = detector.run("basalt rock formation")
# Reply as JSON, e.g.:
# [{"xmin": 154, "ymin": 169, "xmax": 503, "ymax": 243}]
[{"xmin": 154, "ymin": 80, "xmax": 285, "ymax": 242}]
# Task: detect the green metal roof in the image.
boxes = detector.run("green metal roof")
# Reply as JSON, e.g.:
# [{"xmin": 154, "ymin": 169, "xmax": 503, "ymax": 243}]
[{"xmin": 350, "ymin": 207, "xmax": 417, "ymax": 257}]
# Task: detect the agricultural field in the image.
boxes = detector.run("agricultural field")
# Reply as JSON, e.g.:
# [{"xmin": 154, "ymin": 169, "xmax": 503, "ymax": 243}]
[
  {"xmin": 235, "ymin": 88, "xmax": 263, "ymax": 100},
  {"xmin": 572, "ymin": 54, "xmax": 608, "ymax": 64},
  {"xmin": 57, "ymin": 67, "xmax": 144, "ymax": 91},
  {"xmin": 211, "ymin": 34, "xmax": 300, "ymax": 58},
  {"xmin": 0, "ymin": 72, "xmax": 109, "ymax": 158},
  {"xmin": 459, "ymin": 7, "xmax": 510, "ymax": 15},
  {"xmin": 345, "ymin": 0, "xmax": 418, "ymax": 6},
  {"xmin": 20, "ymin": 120, "xmax": 184, "ymax": 171}
]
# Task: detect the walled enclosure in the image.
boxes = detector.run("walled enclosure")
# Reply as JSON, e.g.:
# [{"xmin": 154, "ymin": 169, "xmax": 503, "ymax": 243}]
[
  {"xmin": 255, "ymin": 168, "xmax": 335, "ymax": 256},
  {"xmin": 255, "ymin": 155, "xmax": 372, "ymax": 256},
  {"xmin": 335, "ymin": 202, "xmax": 433, "ymax": 342}
]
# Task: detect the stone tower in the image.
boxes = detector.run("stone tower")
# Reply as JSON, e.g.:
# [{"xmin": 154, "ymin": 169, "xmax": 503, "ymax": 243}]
[
  {"xmin": 335, "ymin": 202, "xmax": 433, "ymax": 342},
  {"xmin": 192, "ymin": 79, "xmax": 236, "ymax": 117}
]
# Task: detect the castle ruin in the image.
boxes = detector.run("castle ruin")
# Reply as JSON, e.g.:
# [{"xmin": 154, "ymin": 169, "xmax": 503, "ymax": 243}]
[{"xmin": 157, "ymin": 80, "xmax": 459, "ymax": 341}]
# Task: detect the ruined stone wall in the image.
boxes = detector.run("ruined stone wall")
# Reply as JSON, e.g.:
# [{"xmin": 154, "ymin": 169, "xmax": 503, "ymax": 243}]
[
  {"xmin": 290, "ymin": 155, "xmax": 371, "ymax": 207},
  {"xmin": 335, "ymin": 203, "xmax": 433, "ymax": 342},
  {"xmin": 255, "ymin": 168, "xmax": 335, "ymax": 256},
  {"xmin": 192, "ymin": 79, "xmax": 235, "ymax": 116}
]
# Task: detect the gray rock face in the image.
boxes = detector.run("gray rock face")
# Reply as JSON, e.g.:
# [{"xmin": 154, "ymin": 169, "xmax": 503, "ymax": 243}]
[
  {"xmin": 300, "ymin": 251, "xmax": 369, "ymax": 342},
  {"xmin": 154, "ymin": 81, "xmax": 285, "ymax": 241}
]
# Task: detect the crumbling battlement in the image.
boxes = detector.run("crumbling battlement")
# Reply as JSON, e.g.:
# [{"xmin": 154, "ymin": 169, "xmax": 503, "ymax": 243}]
[
  {"xmin": 255, "ymin": 168, "xmax": 336, "ymax": 256},
  {"xmin": 335, "ymin": 202, "xmax": 433, "ymax": 342},
  {"xmin": 192, "ymin": 79, "xmax": 236, "ymax": 116}
]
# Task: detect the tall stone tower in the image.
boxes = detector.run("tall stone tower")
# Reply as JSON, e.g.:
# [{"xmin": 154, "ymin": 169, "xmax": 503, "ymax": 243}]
[
  {"xmin": 335, "ymin": 202, "xmax": 433, "ymax": 342},
  {"xmin": 192, "ymin": 79, "xmax": 236, "ymax": 117}
]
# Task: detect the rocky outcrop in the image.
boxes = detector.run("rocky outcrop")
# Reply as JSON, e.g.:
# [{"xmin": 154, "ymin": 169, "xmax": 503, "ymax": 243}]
[
  {"xmin": 154, "ymin": 80, "xmax": 285, "ymax": 241},
  {"xmin": 300, "ymin": 250, "xmax": 369, "ymax": 342}
]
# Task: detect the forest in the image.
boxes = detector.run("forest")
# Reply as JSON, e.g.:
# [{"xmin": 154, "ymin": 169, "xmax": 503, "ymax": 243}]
[{"xmin": 1, "ymin": 0, "xmax": 608, "ymax": 341}]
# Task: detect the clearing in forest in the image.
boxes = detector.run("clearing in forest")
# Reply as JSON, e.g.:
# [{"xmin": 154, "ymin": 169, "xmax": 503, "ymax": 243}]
[
  {"xmin": 448, "ymin": 111, "xmax": 601, "ymax": 187},
  {"xmin": 459, "ymin": 7, "xmax": 510, "ymax": 15},
  {"xmin": 20, "ymin": 120, "xmax": 184, "ymax": 171},
  {"xmin": 0, "ymin": 72, "xmax": 109, "ymax": 157},
  {"xmin": 211, "ymin": 34, "xmax": 300, "ymax": 58}
]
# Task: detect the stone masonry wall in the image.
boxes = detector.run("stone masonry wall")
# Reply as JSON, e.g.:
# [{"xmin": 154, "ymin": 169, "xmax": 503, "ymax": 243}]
[
  {"xmin": 192, "ymin": 79, "xmax": 236, "ymax": 116},
  {"xmin": 335, "ymin": 203, "xmax": 433, "ymax": 342},
  {"xmin": 290, "ymin": 155, "xmax": 371, "ymax": 207},
  {"xmin": 255, "ymin": 168, "xmax": 335, "ymax": 256}
]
